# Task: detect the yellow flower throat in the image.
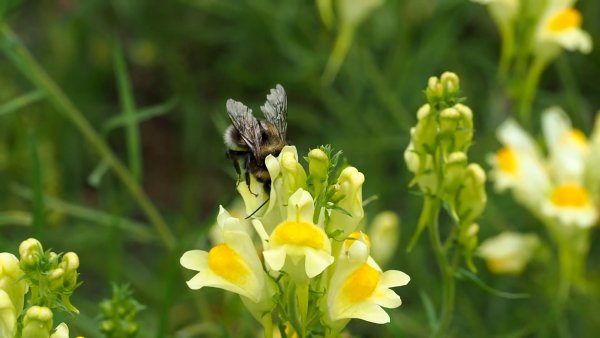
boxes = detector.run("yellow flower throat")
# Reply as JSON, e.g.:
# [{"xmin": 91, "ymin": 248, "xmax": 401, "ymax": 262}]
[{"xmin": 548, "ymin": 8, "xmax": 582, "ymax": 32}]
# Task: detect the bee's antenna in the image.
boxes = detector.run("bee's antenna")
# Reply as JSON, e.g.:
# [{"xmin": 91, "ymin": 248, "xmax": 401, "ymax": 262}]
[{"xmin": 245, "ymin": 198, "xmax": 270, "ymax": 219}]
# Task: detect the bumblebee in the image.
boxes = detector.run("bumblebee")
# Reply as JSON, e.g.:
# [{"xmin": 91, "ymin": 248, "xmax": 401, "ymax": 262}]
[{"xmin": 224, "ymin": 84, "xmax": 287, "ymax": 195}]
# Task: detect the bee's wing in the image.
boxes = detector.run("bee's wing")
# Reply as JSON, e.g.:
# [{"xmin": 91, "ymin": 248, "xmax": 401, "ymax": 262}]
[
  {"xmin": 226, "ymin": 99, "xmax": 262, "ymax": 157},
  {"xmin": 260, "ymin": 84, "xmax": 287, "ymax": 141}
]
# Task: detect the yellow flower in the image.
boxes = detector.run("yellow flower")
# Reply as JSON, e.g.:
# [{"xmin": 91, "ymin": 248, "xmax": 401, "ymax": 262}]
[
  {"xmin": 180, "ymin": 207, "xmax": 272, "ymax": 305},
  {"xmin": 326, "ymin": 232, "xmax": 409, "ymax": 324},
  {"xmin": 478, "ymin": 231, "xmax": 539, "ymax": 274},
  {"xmin": 541, "ymin": 183, "xmax": 598, "ymax": 228},
  {"xmin": 262, "ymin": 189, "xmax": 334, "ymax": 279},
  {"xmin": 0, "ymin": 253, "xmax": 27, "ymax": 338},
  {"xmin": 534, "ymin": 0, "xmax": 592, "ymax": 56}
]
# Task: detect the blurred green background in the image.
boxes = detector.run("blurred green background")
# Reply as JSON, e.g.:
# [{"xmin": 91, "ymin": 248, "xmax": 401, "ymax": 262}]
[{"xmin": 1, "ymin": 0, "xmax": 600, "ymax": 336}]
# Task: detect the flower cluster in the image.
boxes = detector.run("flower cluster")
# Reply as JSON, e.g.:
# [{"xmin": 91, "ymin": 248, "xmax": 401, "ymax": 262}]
[
  {"xmin": 488, "ymin": 107, "xmax": 599, "ymax": 281},
  {"xmin": 404, "ymin": 71, "xmax": 486, "ymax": 269},
  {"xmin": 489, "ymin": 107, "xmax": 599, "ymax": 229},
  {"xmin": 181, "ymin": 143, "xmax": 410, "ymax": 337},
  {"xmin": 0, "ymin": 238, "xmax": 81, "ymax": 338},
  {"xmin": 472, "ymin": 0, "xmax": 592, "ymax": 59}
]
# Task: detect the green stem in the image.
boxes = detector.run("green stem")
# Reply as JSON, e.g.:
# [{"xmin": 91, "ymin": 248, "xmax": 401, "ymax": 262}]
[
  {"xmin": 297, "ymin": 280, "xmax": 309, "ymax": 337},
  {"xmin": 497, "ymin": 20, "xmax": 514, "ymax": 81},
  {"xmin": 517, "ymin": 55, "xmax": 548, "ymax": 127},
  {"xmin": 261, "ymin": 315, "xmax": 273, "ymax": 338},
  {"xmin": 322, "ymin": 27, "xmax": 354, "ymax": 84},
  {"xmin": 0, "ymin": 24, "xmax": 175, "ymax": 250},
  {"xmin": 407, "ymin": 195, "xmax": 435, "ymax": 252},
  {"xmin": 427, "ymin": 196, "xmax": 455, "ymax": 337}
]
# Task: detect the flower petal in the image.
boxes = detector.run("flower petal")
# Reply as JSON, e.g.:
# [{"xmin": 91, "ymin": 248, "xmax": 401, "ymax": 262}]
[
  {"xmin": 372, "ymin": 288, "xmax": 402, "ymax": 308},
  {"xmin": 338, "ymin": 301, "xmax": 390, "ymax": 324},
  {"xmin": 180, "ymin": 250, "xmax": 208, "ymax": 271},
  {"xmin": 380, "ymin": 270, "xmax": 410, "ymax": 288},
  {"xmin": 263, "ymin": 246, "xmax": 287, "ymax": 272},
  {"xmin": 286, "ymin": 189, "xmax": 315, "ymax": 223},
  {"xmin": 304, "ymin": 249, "xmax": 334, "ymax": 278}
]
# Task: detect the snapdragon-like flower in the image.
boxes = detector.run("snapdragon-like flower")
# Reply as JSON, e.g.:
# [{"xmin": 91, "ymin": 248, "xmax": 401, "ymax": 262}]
[
  {"xmin": 490, "ymin": 107, "xmax": 599, "ymax": 228},
  {"xmin": 534, "ymin": 0, "xmax": 592, "ymax": 57},
  {"xmin": 262, "ymin": 189, "xmax": 334, "ymax": 279},
  {"xmin": 180, "ymin": 207, "xmax": 274, "ymax": 308},
  {"xmin": 0, "ymin": 253, "xmax": 27, "ymax": 337},
  {"xmin": 488, "ymin": 118, "xmax": 550, "ymax": 208},
  {"xmin": 326, "ymin": 232, "xmax": 409, "ymax": 325},
  {"xmin": 478, "ymin": 232, "xmax": 539, "ymax": 274}
]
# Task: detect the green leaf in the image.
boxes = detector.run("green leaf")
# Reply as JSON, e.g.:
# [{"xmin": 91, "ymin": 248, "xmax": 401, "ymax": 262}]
[
  {"xmin": 419, "ymin": 289, "xmax": 438, "ymax": 330},
  {"xmin": 456, "ymin": 268, "xmax": 529, "ymax": 299}
]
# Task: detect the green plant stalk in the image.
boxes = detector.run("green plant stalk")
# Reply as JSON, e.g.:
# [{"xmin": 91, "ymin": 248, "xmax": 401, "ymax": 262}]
[
  {"xmin": 322, "ymin": 27, "xmax": 354, "ymax": 85},
  {"xmin": 517, "ymin": 55, "xmax": 549, "ymax": 126},
  {"xmin": 0, "ymin": 24, "xmax": 175, "ymax": 250},
  {"xmin": 114, "ymin": 40, "xmax": 143, "ymax": 182},
  {"xmin": 497, "ymin": 20, "xmax": 514, "ymax": 81},
  {"xmin": 426, "ymin": 196, "xmax": 456, "ymax": 337}
]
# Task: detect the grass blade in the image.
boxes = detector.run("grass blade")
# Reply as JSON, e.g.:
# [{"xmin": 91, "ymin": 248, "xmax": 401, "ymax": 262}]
[{"xmin": 0, "ymin": 90, "xmax": 44, "ymax": 116}]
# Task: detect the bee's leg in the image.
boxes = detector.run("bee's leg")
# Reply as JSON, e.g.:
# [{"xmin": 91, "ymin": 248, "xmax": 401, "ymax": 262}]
[
  {"xmin": 226, "ymin": 150, "xmax": 242, "ymax": 186},
  {"xmin": 244, "ymin": 153, "xmax": 258, "ymax": 197}
]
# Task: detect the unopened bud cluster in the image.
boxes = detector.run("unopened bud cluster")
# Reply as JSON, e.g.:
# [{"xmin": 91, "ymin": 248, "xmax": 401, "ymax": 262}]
[
  {"xmin": 405, "ymin": 72, "xmax": 486, "ymax": 268},
  {"xmin": 19, "ymin": 238, "xmax": 81, "ymax": 315},
  {"xmin": 0, "ymin": 238, "xmax": 81, "ymax": 338},
  {"xmin": 99, "ymin": 284, "xmax": 144, "ymax": 338}
]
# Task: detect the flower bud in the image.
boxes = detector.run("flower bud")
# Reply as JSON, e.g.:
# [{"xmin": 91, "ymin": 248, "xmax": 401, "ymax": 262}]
[
  {"xmin": 411, "ymin": 104, "xmax": 438, "ymax": 154},
  {"xmin": 439, "ymin": 107, "xmax": 461, "ymax": 137},
  {"xmin": 426, "ymin": 76, "xmax": 443, "ymax": 103},
  {"xmin": 60, "ymin": 252, "xmax": 80, "ymax": 273},
  {"xmin": 456, "ymin": 164, "xmax": 487, "ymax": 225},
  {"xmin": 22, "ymin": 306, "xmax": 54, "ymax": 338},
  {"xmin": 19, "ymin": 238, "xmax": 43, "ymax": 269},
  {"xmin": 368, "ymin": 211, "xmax": 400, "ymax": 267},
  {"xmin": 329, "ymin": 167, "xmax": 365, "ymax": 237},
  {"xmin": 307, "ymin": 148, "xmax": 329, "ymax": 197},
  {"xmin": 441, "ymin": 71, "xmax": 460, "ymax": 96},
  {"xmin": 454, "ymin": 103, "xmax": 474, "ymax": 151},
  {"xmin": 443, "ymin": 152, "xmax": 468, "ymax": 194}
]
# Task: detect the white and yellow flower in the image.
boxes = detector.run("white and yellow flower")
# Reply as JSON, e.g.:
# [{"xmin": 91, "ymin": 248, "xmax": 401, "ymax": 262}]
[
  {"xmin": 488, "ymin": 118, "xmax": 551, "ymax": 208},
  {"xmin": 542, "ymin": 106, "xmax": 589, "ymax": 184},
  {"xmin": 534, "ymin": 0, "xmax": 592, "ymax": 57},
  {"xmin": 261, "ymin": 189, "xmax": 334, "ymax": 279},
  {"xmin": 478, "ymin": 231, "xmax": 539, "ymax": 274},
  {"xmin": 180, "ymin": 207, "xmax": 273, "ymax": 307},
  {"xmin": 326, "ymin": 232, "xmax": 409, "ymax": 325},
  {"xmin": 541, "ymin": 183, "xmax": 597, "ymax": 228}
]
